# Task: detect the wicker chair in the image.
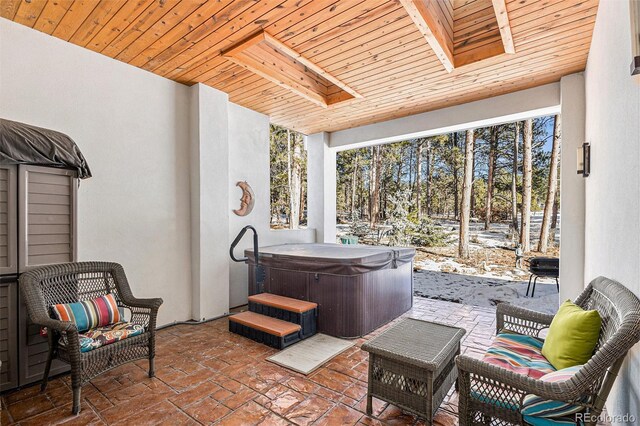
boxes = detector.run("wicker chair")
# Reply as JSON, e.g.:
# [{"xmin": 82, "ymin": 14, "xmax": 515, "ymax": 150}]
[
  {"xmin": 19, "ymin": 262, "xmax": 163, "ymax": 415},
  {"xmin": 457, "ymin": 276, "xmax": 640, "ymax": 426}
]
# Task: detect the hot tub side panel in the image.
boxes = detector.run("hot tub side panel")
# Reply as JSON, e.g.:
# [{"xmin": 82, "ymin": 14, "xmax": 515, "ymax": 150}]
[
  {"xmin": 361, "ymin": 262, "xmax": 413, "ymax": 335},
  {"xmin": 247, "ymin": 260, "xmax": 413, "ymax": 338}
]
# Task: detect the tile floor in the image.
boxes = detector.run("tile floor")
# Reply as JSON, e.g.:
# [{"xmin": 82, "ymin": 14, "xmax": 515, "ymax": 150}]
[{"xmin": 0, "ymin": 298, "xmax": 501, "ymax": 425}]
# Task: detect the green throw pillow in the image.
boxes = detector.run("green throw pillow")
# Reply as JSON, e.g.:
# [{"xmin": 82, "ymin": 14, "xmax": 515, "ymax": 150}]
[{"xmin": 542, "ymin": 300, "xmax": 602, "ymax": 370}]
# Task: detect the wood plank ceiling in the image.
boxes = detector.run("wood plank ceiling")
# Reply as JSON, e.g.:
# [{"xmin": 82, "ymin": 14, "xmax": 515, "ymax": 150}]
[{"xmin": 1, "ymin": 0, "xmax": 599, "ymax": 135}]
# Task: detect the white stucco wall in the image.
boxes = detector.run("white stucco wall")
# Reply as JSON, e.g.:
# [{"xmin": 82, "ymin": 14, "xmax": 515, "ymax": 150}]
[
  {"xmin": 307, "ymin": 132, "xmax": 337, "ymax": 243},
  {"xmin": 190, "ymin": 84, "xmax": 230, "ymax": 321},
  {"xmin": 329, "ymin": 83, "xmax": 561, "ymax": 150},
  {"xmin": 584, "ymin": 0, "xmax": 640, "ymax": 421},
  {"xmin": 0, "ymin": 18, "xmax": 192, "ymax": 326},
  {"xmin": 559, "ymin": 74, "xmax": 586, "ymax": 302},
  {"xmin": 228, "ymin": 104, "xmax": 314, "ymax": 308}
]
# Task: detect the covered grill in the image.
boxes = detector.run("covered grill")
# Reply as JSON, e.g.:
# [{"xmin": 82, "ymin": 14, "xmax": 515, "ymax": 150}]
[{"xmin": 527, "ymin": 257, "xmax": 559, "ymax": 297}]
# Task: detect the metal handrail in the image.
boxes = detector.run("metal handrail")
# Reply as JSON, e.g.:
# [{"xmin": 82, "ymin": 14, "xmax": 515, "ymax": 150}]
[{"xmin": 230, "ymin": 225, "xmax": 259, "ymax": 263}]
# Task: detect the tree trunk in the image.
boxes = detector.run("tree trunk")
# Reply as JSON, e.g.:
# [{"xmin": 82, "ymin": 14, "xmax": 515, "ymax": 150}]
[
  {"xmin": 538, "ymin": 115, "xmax": 561, "ymax": 252},
  {"xmin": 550, "ymin": 184, "xmax": 560, "ymax": 246},
  {"xmin": 416, "ymin": 141, "xmax": 422, "ymax": 219},
  {"xmin": 289, "ymin": 132, "xmax": 302, "ymax": 229},
  {"xmin": 452, "ymin": 133, "xmax": 460, "ymax": 220},
  {"xmin": 350, "ymin": 152, "xmax": 359, "ymax": 217},
  {"xmin": 286, "ymin": 129, "xmax": 292, "ymax": 227},
  {"xmin": 511, "ymin": 122, "xmax": 520, "ymax": 233},
  {"xmin": 470, "ymin": 135, "xmax": 476, "ymax": 218},
  {"xmin": 370, "ymin": 145, "xmax": 382, "ymax": 226},
  {"xmin": 426, "ymin": 139, "xmax": 432, "ymax": 216},
  {"xmin": 520, "ymin": 119, "xmax": 533, "ymax": 251},
  {"xmin": 485, "ymin": 126, "xmax": 497, "ymax": 230},
  {"xmin": 407, "ymin": 147, "xmax": 414, "ymax": 187},
  {"xmin": 459, "ymin": 129, "xmax": 475, "ymax": 259}
]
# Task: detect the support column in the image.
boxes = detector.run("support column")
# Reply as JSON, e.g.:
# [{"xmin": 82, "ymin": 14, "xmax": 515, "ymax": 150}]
[
  {"xmin": 190, "ymin": 83, "xmax": 230, "ymax": 320},
  {"xmin": 306, "ymin": 132, "xmax": 337, "ymax": 243},
  {"xmin": 559, "ymin": 74, "xmax": 586, "ymax": 301}
]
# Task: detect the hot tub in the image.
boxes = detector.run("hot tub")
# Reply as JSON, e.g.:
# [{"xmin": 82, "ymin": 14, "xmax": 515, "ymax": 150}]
[{"xmin": 245, "ymin": 243, "xmax": 415, "ymax": 338}]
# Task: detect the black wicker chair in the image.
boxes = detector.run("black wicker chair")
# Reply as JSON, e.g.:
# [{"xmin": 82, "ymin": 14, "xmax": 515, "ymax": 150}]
[{"xmin": 19, "ymin": 262, "xmax": 163, "ymax": 414}]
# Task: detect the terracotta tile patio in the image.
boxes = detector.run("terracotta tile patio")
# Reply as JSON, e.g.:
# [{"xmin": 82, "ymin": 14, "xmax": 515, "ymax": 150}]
[{"xmin": 1, "ymin": 298, "xmax": 496, "ymax": 425}]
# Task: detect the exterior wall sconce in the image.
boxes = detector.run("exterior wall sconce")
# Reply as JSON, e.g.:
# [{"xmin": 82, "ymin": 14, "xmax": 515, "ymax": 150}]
[
  {"xmin": 631, "ymin": 0, "xmax": 640, "ymax": 75},
  {"xmin": 577, "ymin": 142, "xmax": 591, "ymax": 177}
]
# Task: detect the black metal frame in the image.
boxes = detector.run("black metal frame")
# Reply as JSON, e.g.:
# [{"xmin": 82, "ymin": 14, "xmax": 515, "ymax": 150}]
[
  {"xmin": 230, "ymin": 225, "xmax": 266, "ymax": 293},
  {"xmin": 526, "ymin": 273, "xmax": 559, "ymax": 297}
]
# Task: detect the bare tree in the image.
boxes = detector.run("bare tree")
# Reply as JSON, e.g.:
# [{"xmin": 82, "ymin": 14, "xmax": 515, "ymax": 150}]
[
  {"xmin": 370, "ymin": 145, "xmax": 382, "ymax": 226},
  {"xmin": 550, "ymin": 185, "xmax": 560, "ymax": 245},
  {"xmin": 452, "ymin": 133, "xmax": 460, "ymax": 220},
  {"xmin": 425, "ymin": 139, "xmax": 432, "ymax": 216},
  {"xmin": 288, "ymin": 131, "xmax": 302, "ymax": 229},
  {"xmin": 511, "ymin": 122, "xmax": 520, "ymax": 233},
  {"xmin": 416, "ymin": 140, "xmax": 423, "ymax": 219},
  {"xmin": 485, "ymin": 126, "xmax": 498, "ymax": 230},
  {"xmin": 520, "ymin": 119, "xmax": 533, "ymax": 251},
  {"xmin": 459, "ymin": 129, "xmax": 475, "ymax": 258},
  {"xmin": 350, "ymin": 151, "xmax": 359, "ymax": 217},
  {"xmin": 538, "ymin": 115, "xmax": 561, "ymax": 252}
]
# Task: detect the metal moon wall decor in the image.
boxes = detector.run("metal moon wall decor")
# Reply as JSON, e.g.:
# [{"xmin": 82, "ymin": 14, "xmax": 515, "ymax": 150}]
[{"xmin": 233, "ymin": 181, "xmax": 255, "ymax": 216}]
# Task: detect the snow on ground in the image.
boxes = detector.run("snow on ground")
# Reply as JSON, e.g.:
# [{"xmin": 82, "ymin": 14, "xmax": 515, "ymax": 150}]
[
  {"xmin": 413, "ymin": 270, "xmax": 560, "ymax": 315},
  {"xmin": 338, "ymin": 212, "xmax": 561, "ymax": 314}
]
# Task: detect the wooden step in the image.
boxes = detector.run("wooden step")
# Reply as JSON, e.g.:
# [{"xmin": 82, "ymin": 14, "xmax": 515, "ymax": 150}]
[
  {"xmin": 229, "ymin": 311, "xmax": 301, "ymax": 337},
  {"xmin": 248, "ymin": 293, "xmax": 318, "ymax": 313}
]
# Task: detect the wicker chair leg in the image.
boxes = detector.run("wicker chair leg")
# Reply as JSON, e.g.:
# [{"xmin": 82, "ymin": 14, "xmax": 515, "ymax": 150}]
[
  {"xmin": 457, "ymin": 372, "xmax": 470, "ymax": 426},
  {"xmin": 72, "ymin": 386, "xmax": 81, "ymax": 415},
  {"xmin": 40, "ymin": 350, "xmax": 54, "ymax": 392},
  {"xmin": 149, "ymin": 356, "xmax": 155, "ymax": 378}
]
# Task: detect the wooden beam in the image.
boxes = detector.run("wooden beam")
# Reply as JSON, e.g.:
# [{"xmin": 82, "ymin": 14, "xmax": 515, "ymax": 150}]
[
  {"xmin": 220, "ymin": 31, "xmax": 267, "ymax": 58},
  {"xmin": 399, "ymin": 0, "xmax": 454, "ymax": 72},
  {"xmin": 225, "ymin": 52, "xmax": 329, "ymax": 108},
  {"xmin": 262, "ymin": 32, "xmax": 363, "ymax": 99},
  {"xmin": 222, "ymin": 30, "xmax": 360, "ymax": 108},
  {"xmin": 492, "ymin": 0, "xmax": 515, "ymax": 54}
]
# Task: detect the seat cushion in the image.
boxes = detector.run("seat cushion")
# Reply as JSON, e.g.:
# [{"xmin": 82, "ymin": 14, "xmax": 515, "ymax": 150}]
[
  {"xmin": 542, "ymin": 300, "xmax": 601, "ymax": 370},
  {"xmin": 51, "ymin": 293, "xmax": 122, "ymax": 332},
  {"xmin": 61, "ymin": 322, "xmax": 145, "ymax": 353},
  {"xmin": 483, "ymin": 332, "xmax": 556, "ymax": 379},
  {"xmin": 522, "ymin": 365, "xmax": 587, "ymax": 424}
]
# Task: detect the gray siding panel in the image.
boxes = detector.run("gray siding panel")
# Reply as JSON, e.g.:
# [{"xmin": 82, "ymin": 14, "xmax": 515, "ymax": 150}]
[
  {"xmin": 18, "ymin": 296, "xmax": 69, "ymax": 385},
  {"xmin": 0, "ymin": 166, "xmax": 17, "ymax": 275},
  {"xmin": 19, "ymin": 165, "xmax": 77, "ymax": 272},
  {"xmin": 0, "ymin": 282, "xmax": 18, "ymax": 391}
]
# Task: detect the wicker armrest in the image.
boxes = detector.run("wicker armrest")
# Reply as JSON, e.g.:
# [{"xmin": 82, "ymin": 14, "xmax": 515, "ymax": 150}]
[
  {"xmin": 35, "ymin": 316, "xmax": 78, "ymax": 333},
  {"xmin": 456, "ymin": 355, "xmax": 584, "ymax": 402},
  {"xmin": 496, "ymin": 303, "xmax": 554, "ymax": 336},
  {"xmin": 121, "ymin": 296, "xmax": 163, "ymax": 310}
]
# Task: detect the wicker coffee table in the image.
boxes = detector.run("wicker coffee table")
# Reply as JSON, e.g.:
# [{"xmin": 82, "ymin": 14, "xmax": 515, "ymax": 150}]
[{"xmin": 362, "ymin": 318, "xmax": 466, "ymax": 424}]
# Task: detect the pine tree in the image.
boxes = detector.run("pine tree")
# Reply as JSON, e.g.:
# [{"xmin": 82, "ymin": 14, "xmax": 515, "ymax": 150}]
[
  {"xmin": 538, "ymin": 115, "xmax": 561, "ymax": 252},
  {"xmin": 520, "ymin": 119, "xmax": 533, "ymax": 251},
  {"xmin": 459, "ymin": 129, "xmax": 475, "ymax": 258}
]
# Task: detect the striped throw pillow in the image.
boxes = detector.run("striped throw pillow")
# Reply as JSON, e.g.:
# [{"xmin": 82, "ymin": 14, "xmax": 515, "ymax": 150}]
[
  {"xmin": 521, "ymin": 365, "xmax": 587, "ymax": 421},
  {"xmin": 51, "ymin": 294, "xmax": 121, "ymax": 332}
]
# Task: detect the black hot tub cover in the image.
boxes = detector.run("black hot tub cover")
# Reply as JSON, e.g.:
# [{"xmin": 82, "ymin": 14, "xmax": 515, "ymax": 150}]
[{"xmin": 0, "ymin": 118, "xmax": 92, "ymax": 178}]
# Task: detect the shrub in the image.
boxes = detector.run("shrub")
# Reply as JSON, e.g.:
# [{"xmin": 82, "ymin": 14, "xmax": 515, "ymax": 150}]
[
  {"xmin": 386, "ymin": 189, "xmax": 414, "ymax": 246},
  {"xmin": 411, "ymin": 217, "xmax": 447, "ymax": 247}
]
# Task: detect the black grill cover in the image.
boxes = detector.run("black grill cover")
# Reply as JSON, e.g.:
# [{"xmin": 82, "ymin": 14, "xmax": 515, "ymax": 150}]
[{"xmin": 0, "ymin": 118, "xmax": 91, "ymax": 179}]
